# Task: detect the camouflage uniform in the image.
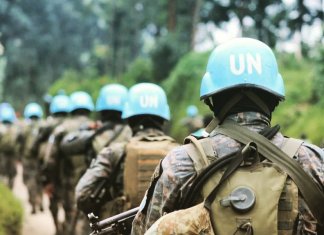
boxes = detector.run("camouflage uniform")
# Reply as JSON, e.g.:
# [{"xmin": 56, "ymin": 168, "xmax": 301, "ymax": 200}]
[
  {"xmin": 131, "ymin": 112, "xmax": 324, "ymax": 235},
  {"xmin": 45, "ymin": 115, "xmax": 94, "ymax": 235},
  {"xmin": 0, "ymin": 122, "xmax": 20, "ymax": 189},
  {"xmin": 75, "ymin": 128, "xmax": 168, "ymax": 219},
  {"xmin": 76, "ymin": 120, "xmax": 131, "ymax": 235},
  {"xmin": 89, "ymin": 121, "xmax": 132, "ymax": 160},
  {"xmin": 21, "ymin": 119, "xmax": 46, "ymax": 213},
  {"xmin": 30, "ymin": 116, "xmax": 65, "ymax": 227}
]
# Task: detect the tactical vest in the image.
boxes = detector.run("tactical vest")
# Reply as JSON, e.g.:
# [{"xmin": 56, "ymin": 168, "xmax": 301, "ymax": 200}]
[{"xmin": 123, "ymin": 133, "xmax": 179, "ymax": 209}]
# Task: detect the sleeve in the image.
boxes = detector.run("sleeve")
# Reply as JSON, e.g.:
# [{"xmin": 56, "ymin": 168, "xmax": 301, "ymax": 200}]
[
  {"xmin": 296, "ymin": 144, "xmax": 324, "ymax": 234},
  {"xmin": 75, "ymin": 144, "xmax": 124, "ymax": 214},
  {"xmin": 131, "ymin": 146, "xmax": 196, "ymax": 235}
]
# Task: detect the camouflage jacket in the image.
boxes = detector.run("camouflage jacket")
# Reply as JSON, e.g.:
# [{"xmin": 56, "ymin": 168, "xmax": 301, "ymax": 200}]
[
  {"xmin": 43, "ymin": 115, "xmax": 94, "ymax": 185},
  {"xmin": 21, "ymin": 119, "xmax": 48, "ymax": 158},
  {"xmin": 30, "ymin": 116, "xmax": 65, "ymax": 157},
  {"xmin": 91, "ymin": 121, "xmax": 132, "ymax": 155},
  {"xmin": 131, "ymin": 112, "xmax": 324, "ymax": 235},
  {"xmin": 75, "ymin": 128, "xmax": 167, "ymax": 214},
  {"xmin": 0, "ymin": 122, "xmax": 20, "ymax": 157}
]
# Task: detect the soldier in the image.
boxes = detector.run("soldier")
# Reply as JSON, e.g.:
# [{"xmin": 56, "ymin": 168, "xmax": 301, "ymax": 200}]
[
  {"xmin": 75, "ymin": 83, "xmax": 179, "ymax": 229},
  {"xmin": 88, "ymin": 83, "xmax": 132, "ymax": 161},
  {"xmin": 44, "ymin": 91, "xmax": 95, "ymax": 235},
  {"xmin": 0, "ymin": 103, "xmax": 19, "ymax": 189},
  {"xmin": 35, "ymin": 94, "xmax": 71, "ymax": 234},
  {"xmin": 21, "ymin": 102, "xmax": 45, "ymax": 214},
  {"xmin": 132, "ymin": 38, "xmax": 324, "ymax": 234},
  {"xmin": 72, "ymin": 84, "xmax": 132, "ymax": 235},
  {"xmin": 180, "ymin": 105, "xmax": 203, "ymax": 134}
]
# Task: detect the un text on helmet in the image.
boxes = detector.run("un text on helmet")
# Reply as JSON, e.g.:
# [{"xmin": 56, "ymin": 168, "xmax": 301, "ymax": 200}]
[
  {"xmin": 106, "ymin": 97, "xmax": 121, "ymax": 105},
  {"xmin": 229, "ymin": 53, "xmax": 262, "ymax": 75},
  {"xmin": 139, "ymin": 95, "xmax": 159, "ymax": 109}
]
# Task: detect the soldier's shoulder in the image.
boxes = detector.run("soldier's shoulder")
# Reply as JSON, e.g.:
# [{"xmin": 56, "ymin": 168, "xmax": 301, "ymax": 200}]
[
  {"xmin": 162, "ymin": 143, "xmax": 195, "ymax": 167},
  {"xmin": 99, "ymin": 141, "xmax": 127, "ymax": 158},
  {"xmin": 298, "ymin": 141, "xmax": 324, "ymax": 161}
]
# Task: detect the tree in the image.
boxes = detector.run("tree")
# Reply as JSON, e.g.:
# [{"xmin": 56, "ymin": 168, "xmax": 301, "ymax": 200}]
[{"xmin": 0, "ymin": 0, "xmax": 107, "ymax": 108}]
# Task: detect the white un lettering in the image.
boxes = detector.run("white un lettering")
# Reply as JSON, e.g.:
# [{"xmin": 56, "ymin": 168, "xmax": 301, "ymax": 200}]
[
  {"xmin": 229, "ymin": 53, "xmax": 262, "ymax": 75},
  {"xmin": 139, "ymin": 95, "xmax": 159, "ymax": 108}
]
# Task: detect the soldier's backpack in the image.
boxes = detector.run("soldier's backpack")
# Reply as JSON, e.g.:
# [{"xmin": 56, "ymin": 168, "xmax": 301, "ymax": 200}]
[
  {"xmin": 0, "ymin": 124, "xmax": 19, "ymax": 153},
  {"xmin": 60, "ymin": 129, "xmax": 95, "ymax": 156},
  {"xmin": 123, "ymin": 133, "xmax": 179, "ymax": 209},
  {"xmin": 146, "ymin": 121, "xmax": 324, "ymax": 235}
]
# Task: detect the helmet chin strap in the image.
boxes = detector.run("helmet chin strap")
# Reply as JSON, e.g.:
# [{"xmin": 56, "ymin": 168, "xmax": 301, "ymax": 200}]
[{"xmin": 211, "ymin": 90, "xmax": 271, "ymax": 123}]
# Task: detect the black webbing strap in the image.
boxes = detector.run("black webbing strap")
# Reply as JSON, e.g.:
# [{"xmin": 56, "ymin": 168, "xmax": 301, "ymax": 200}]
[{"xmin": 216, "ymin": 120, "xmax": 324, "ymax": 225}]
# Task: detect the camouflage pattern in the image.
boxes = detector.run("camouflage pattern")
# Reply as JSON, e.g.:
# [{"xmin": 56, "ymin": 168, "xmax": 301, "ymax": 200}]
[
  {"xmin": 0, "ymin": 122, "xmax": 20, "ymax": 189},
  {"xmin": 21, "ymin": 119, "xmax": 45, "ymax": 213},
  {"xmin": 44, "ymin": 115, "xmax": 94, "ymax": 235},
  {"xmin": 90, "ymin": 121, "xmax": 132, "ymax": 158},
  {"xmin": 145, "ymin": 203, "xmax": 214, "ymax": 235},
  {"xmin": 31, "ymin": 116, "xmax": 65, "ymax": 166},
  {"xmin": 31, "ymin": 116, "xmax": 66, "ymax": 232},
  {"xmin": 131, "ymin": 112, "xmax": 324, "ymax": 235},
  {"xmin": 75, "ymin": 128, "xmax": 166, "ymax": 219}
]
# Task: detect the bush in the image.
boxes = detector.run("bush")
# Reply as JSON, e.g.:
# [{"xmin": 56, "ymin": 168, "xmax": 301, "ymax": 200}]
[
  {"xmin": 48, "ymin": 69, "xmax": 121, "ymax": 101},
  {"xmin": 312, "ymin": 45, "xmax": 324, "ymax": 106},
  {"xmin": 0, "ymin": 183, "xmax": 23, "ymax": 235},
  {"xmin": 120, "ymin": 58, "xmax": 153, "ymax": 86},
  {"xmin": 150, "ymin": 33, "xmax": 189, "ymax": 82},
  {"xmin": 163, "ymin": 51, "xmax": 210, "ymax": 141}
]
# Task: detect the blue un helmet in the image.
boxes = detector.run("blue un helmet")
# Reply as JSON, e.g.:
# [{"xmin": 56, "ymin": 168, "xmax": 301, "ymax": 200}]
[
  {"xmin": 50, "ymin": 94, "xmax": 71, "ymax": 114},
  {"xmin": 122, "ymin": 83, "xmax": 170, "ymax": 121},
  {"xmin": 0, "ymin": 103, "xmax": 16, "ymax": 123},
  {"xmin": 24, "ymin": 102, "xmax": 43, "ymax": 119},
  {"xmin": 186, "ymin": 105, "xmax": 198, "ymax": 117},
  {"xmin": 70, "ymin": 91, "xmax": 94, "ymax": 112},
  {"xmin": 95, "ymin": 84, "xmax": 128, "ymax": 112},
  {"xmin": 200, "ymin": 38, "xmax": 285, "ymax": 101}
]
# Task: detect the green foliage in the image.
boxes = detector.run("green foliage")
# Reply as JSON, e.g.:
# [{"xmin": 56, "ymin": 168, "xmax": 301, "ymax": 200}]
[
  {"xmin": 120, "ymin": 58, "xmax": 153, "ymax": 86},
  {"xmin": 163, "ymin": 51, "xmax": 210, "ymax": 140},
  {"xmin": 0, "ymin": 0, "xmax": 109, "ymax": 106},
  {"xmin": 272, "ymin": 56, "xmax": 323, "ymax": 145},
  {"xmin": 287, "ymin": 106, "xmax": 324, "ymax": 145},
  {"xmin": 150, "ymin": 34, "xmax": 189, "ymax": 82},
  {"xmin": 0, "ymin": 183, "xmax": 23, "ymax": 235},
  {"xmin": 49, "ymin": 68, "xmax": 116, "ymax": 101},
  {"xmin": 312, "ymin": 44, "xmax": 324, "ymax": 106}
]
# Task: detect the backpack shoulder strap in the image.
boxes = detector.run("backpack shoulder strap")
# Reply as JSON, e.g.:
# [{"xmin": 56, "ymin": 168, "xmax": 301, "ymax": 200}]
[
  {"xmin": 184, "ymin": 135, "xmax": 215, "ymax": 173},
  {"xmin": 216, "ymin": 120, "xmax": 324, "ymax": 225}
]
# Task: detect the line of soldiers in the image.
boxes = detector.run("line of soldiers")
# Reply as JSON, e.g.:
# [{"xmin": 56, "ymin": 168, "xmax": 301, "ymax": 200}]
[
  {"xmin": 0, "ymin": 82, "xmax": 200, "ymax": 235},
  {"xmin": 0, "ymin": 37, "xmax": 323, "ymax": 235}
]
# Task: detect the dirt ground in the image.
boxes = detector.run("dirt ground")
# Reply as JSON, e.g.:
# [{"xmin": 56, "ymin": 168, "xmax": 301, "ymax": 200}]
[{"xmin": 12, "ymin": 163, "xmax": 57, "ymax": 235}]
